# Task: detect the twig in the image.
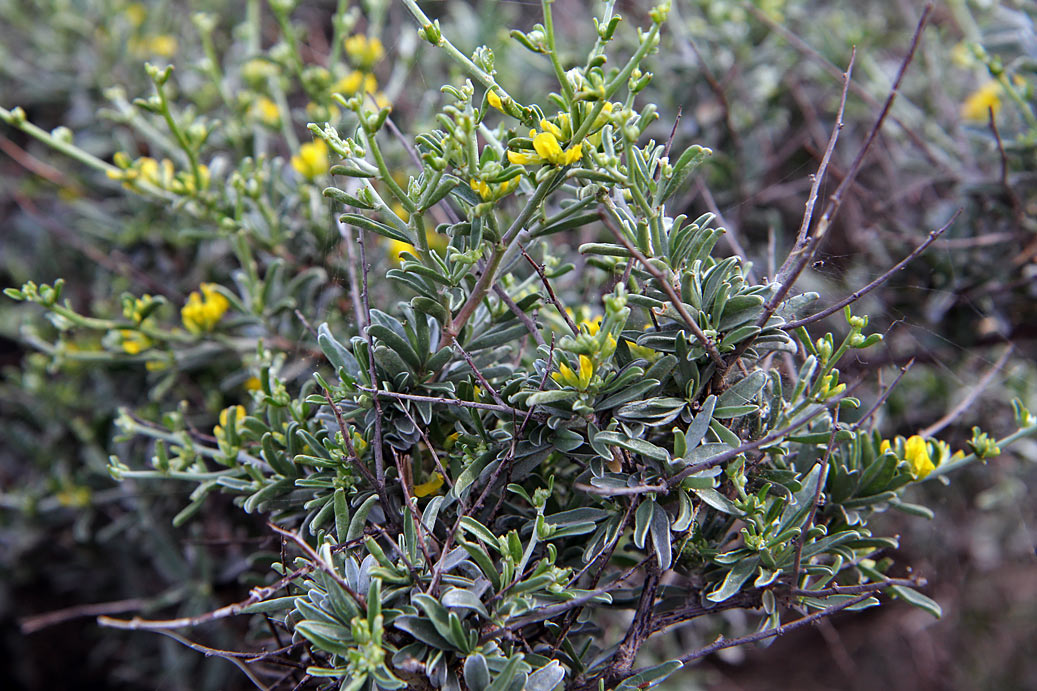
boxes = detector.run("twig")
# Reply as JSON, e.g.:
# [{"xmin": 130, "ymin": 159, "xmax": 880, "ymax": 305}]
[
  {"xmin": 676, "ymin": 592, "xmax": 876, "ymax": 664},
  {"xmin": 453, "ymin": 340, "xmax": 511, "ymax": 411},
  {"xmin": 793, "ymin": 577, "xmax": 923, "ymax": 597},
  {"xmin": 695, "ymin": 179, "xmax": 757, "ymax": 283},
  {"xmin": 770, "ymin": 49, "xmax": 856, "ymax": 299},
  {"xmin": 764, "ymin": 5, "xmax": 932, "ymax": 342},
  {"xmin": 782, "ymin": 211, "xmax": 958, "ymax": 330},
  {"xmin": 743, "ymin": 1, "xmax": 950, "ymax": 174},
  {"xmin": 600, "ymin": 205, "xmax": 724, "ymax": 368},
  {"xmin": 397, "ymin": 404, "xmax": 454, "ymax": 490},
  {"xmin": 267, "ymin": 523, "xmax": 366, "ymax": 608},
  {"xmin": 849, "ymin": 358, "xmax": 915, "ymax": 432},
  {"xmin": 919, "ymin": 345, "xmax": 1014, "ymax": 438},
  {"xmin": 21, "ymin": 597, "xmax": 154, "ymax": 634},
  {"xmin": 667, "ymin": 382, "xmax": 861, "ymax": 488},
  {"xmin": 493, "ymin": 283, "xmax": 545, "ymax": 346},
  {"xmin": 138, "ymin": 629, "xmax": 272, "ymax": 690},
  {"xmin": 987, "ymin": 106, "xmax": 1023, "ymax": 223},
  {"xmin": 355, "ymin": 385, "xmax": 529, "ymax": 418},
  {"xmin": 322, "ymin": 389, "xmax": 379, "ymax": 489},
  {"xmin": 521, "ymin": 246, "xmax": 579, "ymax": 336},
  {"xmin": 356, "ymin": 231, "xmax": 387, "ymax": 494},
  {"xmin": 337, "ymin": 218, "xmax": 368, "ymax": 339},
  {"xmin": 790, "ymin": 408, "xmax": 839, "ymax": 590}
]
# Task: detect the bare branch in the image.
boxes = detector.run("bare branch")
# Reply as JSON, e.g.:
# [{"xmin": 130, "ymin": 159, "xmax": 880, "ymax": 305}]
[
  {"xmin": 919, "ymin": 345, "xmax": 1014, "ymax": 438},
  {"xmin": 783, "ymin": 211, "xmax": 958, "ymax": 329}
]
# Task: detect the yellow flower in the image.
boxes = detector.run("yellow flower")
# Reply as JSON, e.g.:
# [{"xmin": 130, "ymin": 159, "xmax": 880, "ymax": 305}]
[
  {"xmin": 386, "ymin": 230, "xmax": 447, "ymax": 265},
  {"xmin": 56, "ymin": 486, "xmax": 92, "ymax": 508},
  {"xmin": 214, "ymin": 405, "xmax": 246, "ymax": 439},
  {"xmin": 961, "ymin": 80, "xmax": 1002, "ymax": 122},
  {"xmin": 253, "ymin": 97, "xmax": 280, "ymax": 126},
  {"xmin": 345, "ymin": 34, "xmax": 384, "ymax": 69},
  {"xmin": 487, "ymin": 89, "xmax": 504, "ymax": 112},
  {"xmin": 242, "ymin": 58, "xmax": 278, "ymax": 85},
  {"xmin": 626, "ymin": 341, "xmax": 659, "ymax": 363},
  {"xmin": 130, "ymin": 34, "xmax": 178, "ymax": 58},
  {"xmin": 413, "ymin": 472, "xmax": 444, "ymax": 498},
  {"xmin": 904, "ymin": 435, "xmax": 935, "ymax": 479},
  {"xmin": 244, "ymin": 376, "xmax": 263, "ymax": 392},
  {"xmin": 552, "ymin": 354, "xmax": 595, "ymax": 390},
  {"xmin": 291, "ymin": 138, "xmax": 330, "ymax": 179},
  {"xmin": 508, "ymin": 120, "xmax": 583, "ymax": 167},
  {"xmin": 118, "ymin": 329, "xmax": 152, "ymax": 355},
  {"xmin": 879, "ymin": 439, "xmax": 892, "ymax": 455},
  {"xmin": 469, "ymin": 175, "xmax": 519, "ymax": 201},
  {"xmin": 333, "ymin": 70, "xmax": 378, "ymax": 97},
  {"xmin": 181, "ymin": 283, "xmax": 230, "ymax": 334},
  {"xmin": 125, "ymin": 3, "xmax": 147, "ymax": 28},
  {"xmin": 579, "ymin": 317, "xmax": 602, "ymax": 336}
]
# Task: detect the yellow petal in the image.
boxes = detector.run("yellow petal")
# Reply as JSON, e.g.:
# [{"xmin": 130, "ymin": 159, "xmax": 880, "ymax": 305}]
[
  {"xmin": 487, "ymin": 90, "xmax": 504, "ymax": 112},
  {"xmin": 904, "ymin": 435, "xmax": 935, "ymax": 479},
  {"xmin": 507, "ymin": 149, "xmax": 539, "ymax": 166},
  {"xmin": 413, "ymin": 472, "xmax": 444, "ymax": 498},
  {"xmin": 578, "ymin": 354, "xmax": 594, "ymax": 388},
  {"xmin": 532, "ymin": 132, "xmax": 564, "ymax": 164}
]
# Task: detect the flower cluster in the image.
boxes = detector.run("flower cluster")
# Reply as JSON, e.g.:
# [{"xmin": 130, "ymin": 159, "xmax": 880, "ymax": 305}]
[{"xmin": 181, "ymin": 283, "xmax": 230, "ymax": 334}]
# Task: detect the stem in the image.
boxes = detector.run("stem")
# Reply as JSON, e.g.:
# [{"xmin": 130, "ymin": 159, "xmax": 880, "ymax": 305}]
[
  {"xmin": 152, "ymin": 77, "xmax": 203, "ymax": 192},
  {"xmin": 399, "ymin": 0, "xmax": 516, "ymax": 103},
  {"xmin": 542, "ymin": 0, "xmax": 574, "ymax": 103},
  {"xmin": 444, "ymin": 172, "xmax": 561, "ymax": 344}
]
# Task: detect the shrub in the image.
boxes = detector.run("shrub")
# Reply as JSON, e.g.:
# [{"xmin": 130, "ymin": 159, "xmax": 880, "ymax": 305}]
[{"xmin": 3, "ymin": 1, "xmax": 1035, "ymax": 689}]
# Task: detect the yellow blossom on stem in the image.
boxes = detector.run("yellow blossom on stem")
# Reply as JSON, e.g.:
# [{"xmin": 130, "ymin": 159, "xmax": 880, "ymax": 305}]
[
  {"xmin": 253, "ymin": 97, "xmax": 280, "ymax": 126},
  {"xmin": 508, "ymin": 119, "xmax": 583, "ymax": 167},
  {"xmin": 487, "ymin": 90, "xmax": 504, "ymax": 112},
  {"xmin": 579, "ymin": 317, "xmax": 602, "ymax": 336},
  {"xmin": 413, "ymin": 473, "xmax": 444, "ymax": 498},
  {"xmin": 214, "ymin": 405, "xmax": 246, "ymax": 440},
  {"xmin": 904, "ymin": 435, "xmax": 935, "ymax": 479},
  {"xmin": 345, "ymin": 34, "xmax": 385, "ymax": 69},
  {"xmin": 119, "ymin": 329, "xmax": 153, "ymax": 355},
  {"xmin": 181, "ymin": 283, "xmax": 230, "ymax": 334},
  {"xmin": 333, "ymin": 70, "xmax": 378, "ymax": 97},
  {"xmin": 469, "ymin": 175, "xmax": 519, "ymax": 201},
  {"xmin": 961, "ymin": 80, "xmax": 1002, "ymax": 122},
  {"xmin": 291, "ymin": 139, "xmax": 330, "ymax": 179},
  {"xmin": 552, "ymin": 354, "xmax": 595, "ymax": 390}
]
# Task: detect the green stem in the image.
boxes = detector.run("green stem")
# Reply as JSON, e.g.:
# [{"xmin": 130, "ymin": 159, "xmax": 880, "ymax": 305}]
[
  {"xmin": 362, "ymin": 127, "xmax": 414, "ymax": 213},
  {"xmin": 152, "ymin": 78, "xmax": 203, "ymax": 192},
  {"xmin": 445, "ymin": 172, "xmax": 561, "ymax": 343},
  {"xmin": 926, "ymin": 423, "xmax": 1037, "ymax": 480},
  {"xmin": 572, "ymin": 21, "xmax": 662, "ymax": 143},
  {"xmin": 399, "ymin": 0, "xmax": 516, "ymax": 103},
  {"xmin": 542, "ymin": 0, "xmax": 574, "ymax": 103}
]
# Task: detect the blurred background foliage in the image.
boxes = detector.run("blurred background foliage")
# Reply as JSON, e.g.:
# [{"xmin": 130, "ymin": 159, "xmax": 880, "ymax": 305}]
[{"xmin": 1, "ymin": 0, "xmax": 1034, "ymax": 689}]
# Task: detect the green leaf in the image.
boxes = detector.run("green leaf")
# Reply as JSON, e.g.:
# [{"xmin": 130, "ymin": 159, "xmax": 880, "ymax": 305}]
[
  {"xmin": 614, "ymin": 660, "xmax": 684, "ymax": 690},
  {"xmin": 317, "ymin": 322, "xmax": 360, "ymax": 379},
  {"xmin": 459, "ymin": 517, "xmax": 500, "ymax": 548},
  {"xmin": 441, "ymin": 587, "xmax": 490, "ymax": 619},
  {"xmin": 694, "ymin": 488, "xmax": 744, "ymax": 516},
  {"xmin": 347, "ymin": 494, "xmax": 379, "ymax": 542},
  {"xmin": 890, "ymin": 585, "xmax": 942, "ymax": 618},
  {"xmin": 684, "ymin": 394, "xmax": 717, "ymax": 452},
  {"xmin": 340, "ymin": 212, "xmax": 413, "ymax": 243},
  {"xmin": 650, "ymin": 502, "xmax": 672, "ymax": 570},
  {"xmin": 464, "ymin": 654, "xmax": 491, "ymax": 691},
  {"xmin": 706, "ymin": 556, "xmax": 759, "ymax": 602},
  {"xmin": 633, "ymin": 499, "xmax": 656, "ymax": 549},
  {"xmin": 525, "ymin": 660, "xmax": 565, "ymax": 691}
]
